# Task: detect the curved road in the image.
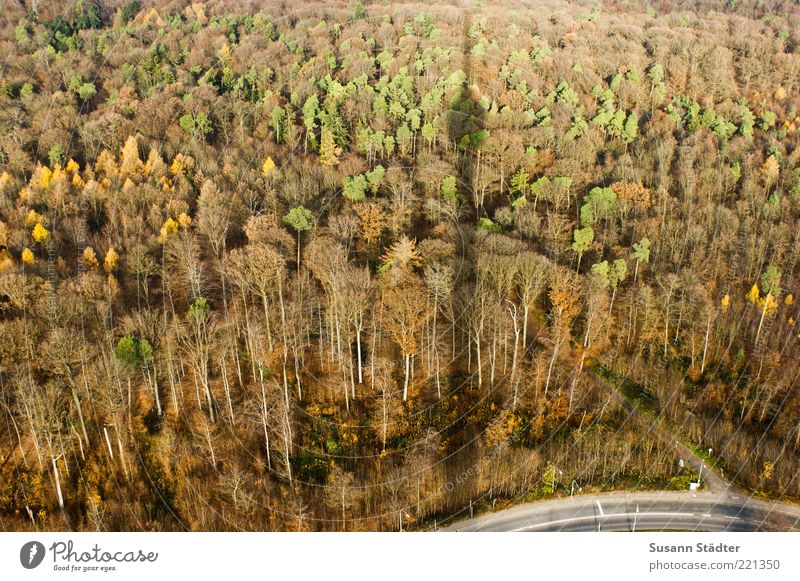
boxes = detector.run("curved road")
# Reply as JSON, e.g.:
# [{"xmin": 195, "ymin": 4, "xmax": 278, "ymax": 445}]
[
  {"xmin": 444, "ymin": 490, "xmax": 800, "ymax": 531},
  {"xmin": 445, "ymin": 373, "xmax": 800, "ymax": 532}
]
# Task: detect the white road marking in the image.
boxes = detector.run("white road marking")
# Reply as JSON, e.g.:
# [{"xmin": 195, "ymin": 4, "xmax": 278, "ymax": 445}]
[
  {"xmin": 509, "ymin": 511, "xmax": 721, "ymax": 532},
  {"xmin": 595, "ymin": 500, "xmax": 604, "ymax": 516}
]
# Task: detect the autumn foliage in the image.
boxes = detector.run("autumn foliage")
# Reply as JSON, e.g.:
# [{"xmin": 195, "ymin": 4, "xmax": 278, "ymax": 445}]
[{"xmin": 0, "ymin": 0, "xmax": 799, "ymax": 532}]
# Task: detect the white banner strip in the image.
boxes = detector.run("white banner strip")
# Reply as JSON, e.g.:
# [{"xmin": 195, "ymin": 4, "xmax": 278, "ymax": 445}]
[{"xmin": 1, "ymin": 532, "xmax": 798, "ymax": 580}]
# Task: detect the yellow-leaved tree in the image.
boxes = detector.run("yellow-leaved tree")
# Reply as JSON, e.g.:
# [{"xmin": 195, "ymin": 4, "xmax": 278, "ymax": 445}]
[
  {"xmin": 119, "ymin": 136, "xmax": 143, "ymax": 179},
  {"xmin": 36, "ymin": 165, "xmax": 53, "ymax": 189},
  {"xmin": 381, "ymin": 273, "xmax": 427, "ymax": 402},
  {"xmin": 319, "ymin": 126, "xmax": 341, "ymax": 166},
  {"xmin": 380, "ymin": 235, "xmax": 422, "ymax": 276},
  {"xmin": 26, "ymin": 209, "xmax": 43, "ymax": 227},
  {"xmin": 82, "ymin": 247, "xmax": 99, "ymax": 269},
  {"xmin": 761, "ymin": 155, "xmax": 779, "ymax": 190},
  {"xmin": 170, "ymin": 153, "xmax": 194, "ymax": 176},
  {"xmin": 758, "ymin": 293, "xmax": 779, "ymax": 316},
  {"xmin": 31, "ymin": 222, "xmax": 49, "ymax": 243},
  {"xmin": 143, "ymin": 148, "xmax": 167, "ymax": 177},
  {"xmin": 745, "ymin": 284, "xmax": 760, "ymax": 304},
  {"xmin": 104, "ymin": 247, "xmax": 119, "ymax": 273},
  {"xmin": 262, "ymin": 156, "xmax": 277, "ymax": 178},
  {"xmin": 159, "ymin": 217, "xmax": 179, "ymax": 243}
]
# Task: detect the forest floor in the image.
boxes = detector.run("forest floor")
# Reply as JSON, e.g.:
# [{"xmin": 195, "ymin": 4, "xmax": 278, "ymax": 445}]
[{"xmin": 593, "ymin": 369, "xmax": 731, "ymax": 495}]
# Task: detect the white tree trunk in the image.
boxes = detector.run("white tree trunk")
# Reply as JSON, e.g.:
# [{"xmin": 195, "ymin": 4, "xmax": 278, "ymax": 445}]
[
  {"xmin": 701, "ymin": 316, "xmax": 711, "ymax": 373},
  {"xmin": 103, "ymin": 426, "xmax": 114, "ymax": 460},
  {"xmin": 403, "ymin": 354, "xmax": 411, "ymax": 401},
  {"xmin": 52, "ymin": 457, "xmax": 64, "ymax": 509},
  {"xmin": 356, "ymin": 327, "xmax": 363, "ymax": 384},
  {"xmin": 755, "ymin": 293, "xmax": 770, "ymax": 345}
]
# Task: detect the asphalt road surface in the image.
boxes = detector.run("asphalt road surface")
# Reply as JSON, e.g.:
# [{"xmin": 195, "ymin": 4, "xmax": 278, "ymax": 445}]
[{"xmin": 444, "ymin": 491, "xmax": 800, "ymax": 532}]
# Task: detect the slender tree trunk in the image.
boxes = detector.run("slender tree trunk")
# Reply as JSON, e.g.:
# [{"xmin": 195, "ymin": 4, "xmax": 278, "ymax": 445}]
[
  {"xmin": 435, "ymin": 352, "xmax": 441, "ymax": 398},
  {"xmin": 260, "ymin": 370, "xmax": 272, "ymax": 471},
  {"xmin": 570, "ymin": 351, "xmax": 586, "ymax": 414},
  {"xmin": 522, "ymin": 304, "xmax": 530, "ymax": 351},
  {"xmin": 371, "ymin": 318, "xmax": 377, "ymax": 391},
  {"xmin": 205, "ymin": 425, "xmax": 217, "ymax": 470},
  {"xmin": 489, "ymin": 334, "xmax": 496, "ymax": 386},
  {"xmin": 241, "ymin": 290, "xmax": 258, "ymax": 383},
  {"xmin": 167, "ymin": 355, "xmax": 179, "ymax": 412},
  {"xmin": 103, "ymin": 426, "xmax": 114, "ymax": 460},
  {"xmin": 221, "ymin": 358, "xmax": 234, "ymax": 425},
  {"xmin": 451, "ymin": 317, "xmax": 456, "ymax": 362},
  {"xmin": 755, "ymin": 294, "xmax": 770, "ymax": 345},
  {"xmin": 381, "ymin": 385, "xmax": 388, "ymax": 450},
  {"xmin": 282, "ymin": 411, "xmax": 293, "ymax": 485},
  {"xmin": 261, "ymin": 294, "xmax": 274, "ymax": 353},
  {"xmin": 545, "ymin": 342, "xmax": 559, "ymax": 396},
  {"xmin": 219, "ymin": 255, "xmax": 228, "ymax": 315},
  {"xmin": 204, "ymin": 368, "xmax": 215, "ymax": 422},
  {"xmin": 145, "ymin": 367, "xmax": 161, "ymax": 416},
  {"xmin": 115, "ymin": 424, "xmax": 129, "ymax": 479},
  {"xmin": 476, "ymin": 337, "xmax": 482, "ymax": 389},
  {"xmin": 403, "ymin": 353, "xmax": 410, "ymax": 401},
  {"xmin": 318, "ymin": 306, "xmax": 325, "ymax": 370},
  {"xmin": 69, "ymin": 379, "xmax": 89, "ymax": 447},
  {"xmin": 584, "ymin": 316, "xmax": 592, "ymax": 348},
  {"xmin": 356, "ymin": 326, "xmax": 363, "ymax": 384},
  {"xmin": 511, "ymin": 324, "xmax": 520, "ymax": 410},
  {"xmin": 348, "ymin": 351, "xmax": 355, "ymax": 401},
  {"xmin": 294, "ymin": 352, "xmax": 302, "ymax": 401},
  {"xmin": 52, "ymin": 457, "xmax": 65, "ymax": 509},
  {"xmin": 701, "ymin": 316, "xmax": 711, "ymax": 373},
  {"xmin": 341, "ymin": 487, "xmax": 347, "ymax": 531}
]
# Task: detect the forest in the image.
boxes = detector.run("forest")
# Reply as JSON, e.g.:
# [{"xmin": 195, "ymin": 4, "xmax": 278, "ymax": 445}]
[{"xmin": 0, "ymin": 0, "xmax": 799, "ymax": 531}]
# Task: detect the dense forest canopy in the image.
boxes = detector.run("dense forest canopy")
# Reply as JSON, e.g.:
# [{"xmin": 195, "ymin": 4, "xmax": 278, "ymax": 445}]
[{"xmin": 0, "ymin": 0, "xmax": 799, "ymax": 531}]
